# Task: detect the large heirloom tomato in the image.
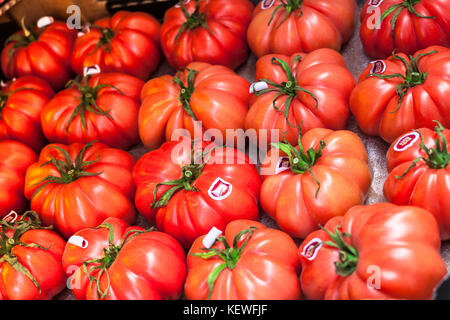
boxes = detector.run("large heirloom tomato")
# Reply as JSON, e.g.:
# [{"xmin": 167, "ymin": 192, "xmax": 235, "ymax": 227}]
[
  {"xmin": 133, "ymin": 139, "xmax": 261, "ymax": 248},
  {"xmin": 246, "ymin": 49, "xmax": 355, "ymax": 146},
  {"xmin": 360, "ymin": 0, "xmax": 450, "ymax": 59},
  {"xmin": 1, "ymin": 19, "xmax": 76, "ymax": 90},
  {"xmin": 299, "ymin": 203, "xmax": 447, "ymax": 300},
  {"xmin": 247, "ymin": 0, "xmax": 356, "ymax": 57},
  {"xmin": 24, "ymin": 142, "xmax": 136, "ymax": 238},
  {"xmin": 139, "ymin": 62, "xmax": 250, "ymax": 150},
  {"xmin": 0, "ymin": 211, "xmax": 66, "ymax": 300},
  {"xmin": 260, "ymin": 128, "xmax": 371, "ymax": 239},
  {"xmin": 41, "ymin": 72, "xmax": 143, "ymax": 150},
  {"xmin": 350, "ymin": 46, "xmax": 450, "ymax": 143},
  {"xmin": 63, "ymin": 217, "xmax": 186, "ymax": 300},
  {"xmin": 384, "ymin": 123, "xmax": 450, "ymax": 239},
  {"xmin": 0, "ymin": 76, "xmax": 54, "ymax": 151},
  {"xmin": 0, "ymin": 141, "xmax": 37, "ymax": 218},
  {"xmin": 185, "ymin": 219, "xmax": 301, "ymax": 300},
  {"xmin": 71, "ymin": 11, "xmax": 160, "ymax": 80},
  {"xmin": 160, "ymin": 0, "xmax": 253, "ymax": 70}
]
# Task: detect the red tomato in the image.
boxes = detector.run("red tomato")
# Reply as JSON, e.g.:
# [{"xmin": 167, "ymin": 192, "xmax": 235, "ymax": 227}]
[
  {"xmin": 24, "ymin": 141, "xmax": 136, "ymax": 238},
  {"xmin": 1, "ymin": 19, "xmax": 76, "ymax": 90},
  {"xmin": 71, "ymin": 11, "xmax": 160, "ymax": 80},
  {"xmin": 260, "ymin": 128, "xmax": 371, "ymax": 238},
  {"xmin": 133, "ymin": 139, "xmax": 261, "ymax": 248},
  {"xmin": 350, "ymin": 45, "xmax": 450, "ymax": 143},
  {"xmin": 41, "ymin": 72, "xmax": 143, "ymax": 150},
  {"xmin": 139, "ymin": 62, "xmax": 250, "ymax": 150},
  {"xmin": 0, "ymin": 141, "xmax": 37, "ymax": 218},
  {"xmin": 0, "ymin": 211, "xmax": 66, "ymax": 300},
  {"xmin": 62, "ymin": 217, "xmax": 186, "ymax": 300},
  {"xmin": 360, "ymin": 0, "xmax": 450, "ymax": 59},
  {"xmin": 299, "ymin": 203, "xmax": 447, "ymax": 300},
  {"xmin": 185, "ymin": 219, "xmax": 301, "ymax": 300},
  {"xmin": 246, "ymin": 49, "xmax": 355, "ymax": 146},
  {"xmin": 0, "ymin": 76, "xmax": 54, "ymax": 151},
  {"xmin": 247, "ymin": 0, "xmax": 356, "ymax": 57},
  {"xmin": 160, "ymin": 0, "xmax": 253, "ymax": 70},
  {"xmin": 384, "ymin": 123, "xmax": 450, "ymax": 239}
]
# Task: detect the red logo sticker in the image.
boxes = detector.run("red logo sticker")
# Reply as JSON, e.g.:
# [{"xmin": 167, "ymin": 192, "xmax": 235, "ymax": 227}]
[
  {"xmin": 368, "ymin": 0, "xmax": 384, "ymax": 7},
  {"xmin": 301, "ymin": 238, "xmax": 322, "ymax": 261},
  {"xmin": 261, "ymin": 0, "xmax": 275, "ymax": 10},
  {"xmin": 275, "ymin": 157, "xmax": 290, "ymax": 174},
  {"xmin": 208, "ymin": 178, "xmax": 233, "ymax": 200},
  {"xmin": 394, "ymin": 132, "xmax": 420, "ymax": 152},
  {"xmin": 370, "ymin": 60, "xmax": 386, "ymax": 75}
]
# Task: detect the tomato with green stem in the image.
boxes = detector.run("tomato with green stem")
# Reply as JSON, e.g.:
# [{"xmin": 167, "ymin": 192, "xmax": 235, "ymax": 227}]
[
  {"xmin": 24, "ymin": 141, "xmax": 136, "ymax": 238},
  {"xmin": 299, "ymin": 203, "xmax": 447, "ymax": 299},
  {"xmin": 384, "ymin": 122, "xmax": 450, "ymax": 239},
  {"xmin": 350, "ymin": 45, "xmax": 450, "ymax": 143},
  {"xmin": 185, "ymin": 219, "xmax": 301, "ymax": 300}
]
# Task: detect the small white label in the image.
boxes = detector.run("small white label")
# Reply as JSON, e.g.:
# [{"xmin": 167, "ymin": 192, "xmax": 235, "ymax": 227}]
[
  {"xmin": 175, "ymin": 0, "xmax": 191, "ymax": 7},
  {"xmin": 0, "ymin": 80, "xmax": 8, "ymax": 88},
  {"xmin": 37, "ymin": 16, "xmax": 54, "ymax": 28},
  {"xmin": 77, "ymin": 24, "xmax": 91, "ymax": 37},
  {"xmin": 301, "ymin": 238, "xmax": 322, "ymax": 261},
  {"xmin": 3, "ymin": 211, "xmax": 18, "ymax": 223},
  {"xmin": 83, "ymin": 65, "xmax": 101, "ymax": 77},
  {"xmin": 202, "ymin": 227, "xmax": 223, "ymax": 248},
  {"xmin": 370, "ymin": 60, "xmax": 386, "ymax": 75},
  {"xmin": 275, "ymin": 156, "xmax": 290, "ymax": 174},
  {"xmin": 393, "ymin": 131, "xmax": 420, "ymax": 152},
  {"xmin": 208, "ymin": 177, "xmax": 232, "ymax": 201},
  {"xmin": 368, "ymin": 0, "xmax": 384, "ymax": 7},
  {"xmin": 261, "ymin": 0, "xmax": 275, "ymax": 9},
  {"xmin": 249, "ymin": 81, "xmax": 269, "ymax": 94},
  {"xmin": 68, "ymin": 235, "xmax": 89, "ymax": 248}
]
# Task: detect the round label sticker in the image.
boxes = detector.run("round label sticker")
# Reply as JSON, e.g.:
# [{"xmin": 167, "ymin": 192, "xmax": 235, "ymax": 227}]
[
  {"xmin": 301, "ymin": 238, "xmax": 322, "ymax": 261},
  {"xmin": 393, "ymin": 131, "xmax": 420, "ymax": 152},
  {"xmin": 261, "ymin": 0, "xmax": 275, "ymax": 10},
  {"xmin": 208, "ymin": 177, "xmax": 232, "ymax": 201},
  {"xmin": 275, "ymin": 156, "xmax": 290, "ymax": 174},
  {"xmin": 368, "ymin": 0, "xmax": 384, "ymax": 7},
  {"xmin": 370, "ymin": 60, "xmax": 386, "ymax": 75},
  {"xmin": 202, "ymin": 227, "xmax": 223, "ymax": 248},
  {"xmin": 68, "ymin": 235, "xmax": 89, "ymax": 248}
]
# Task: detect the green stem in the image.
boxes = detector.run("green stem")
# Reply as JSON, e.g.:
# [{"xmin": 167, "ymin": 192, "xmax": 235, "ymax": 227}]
[
  {"xmin": 174, "ymin": 0, "xmax": 214, "ymax": 44},
  {"xmin": 268, "ymin": 0, "xmax": 304, "ymax": 28},
  {"xmin": 173, "ymin": 68, "xmax": 198, "ymax": 120},
  {"xmin": 87, "ymin": 25, "xmax": 116, "ymax": 56}
]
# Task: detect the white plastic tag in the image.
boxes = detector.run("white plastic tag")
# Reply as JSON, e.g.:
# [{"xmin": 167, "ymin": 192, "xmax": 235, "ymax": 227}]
[
  {"xmin": 202, "ymin": 227, "xmax": 223, "ymax": 248},
  {"xmin": 83, "ymin": 65, "xmax": 101, "ymax": 77},
  {"xmin": 249, "ymin": 81, "xmax": 269, "ymax": 94},
  {"xmin": 68, "ymin": 235, "xmax": 89, "ymax": 248},
  {"xmin": 3, "ymin": 211, "xmax": 18, "ymax": 223},
  {"xmin": 37, "ymin": 16, "xmax": 54, "ymax": 29}
]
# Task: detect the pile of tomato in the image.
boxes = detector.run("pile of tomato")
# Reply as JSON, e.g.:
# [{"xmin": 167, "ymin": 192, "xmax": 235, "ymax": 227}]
[{"xmin": 0, "ymin": 0, "xmax": 448, "ymax": 300}]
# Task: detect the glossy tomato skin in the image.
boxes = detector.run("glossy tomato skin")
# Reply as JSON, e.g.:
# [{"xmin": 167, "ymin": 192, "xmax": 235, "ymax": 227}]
[
  {"xmin": 62, "ymin": 217, "xmax": 186, "ymax": 300},
  {"xmin": 133, "ymin": 140, "xmax": 261, "ymax": 248},
  {"xmin": 247, "ymin": 0, "xmax": 356, "ymax": 57},
  {"xmin": 384, "ymin": 128, "xmax": 450, "ymax": 239},
  {"xmin": 360, "ymin": 0, "xmax": 450, "ymax": 59},
  {"xmin": 0, "ymin": 226, "xmax": 66, "ymax": 300},
  {"xmin": 41, "ymin": 72, "xmax": 143, "ymax": 150},
  {"xmin": 0, "ymin": 141, "xmax": 37, "ymax": 218},
  {"xmin": 260, "ymin": 128, "xmax": 371, "ymax": 238},
  {"xmin": 185, "ymin": 219, "xmax": 301, "ymax": 300},
  {"xmin": 299, "ymin": 203, "xmax": 447, "ymax": 300},
  {"xmin": 24, "ymin": 142, "xmax": 136, "ymax": 238},
  {"xmin": 246, "ymin": 49, "xmax": 355, "ymax": 146},
  {"xmin": 0, "ymin": 76, "xmax": 54, "ymax": 151},
  {"xmin": 71, "ymin": 11, "xmax": 160, "ymax": 80},
  {"xmin": 139, "ymin": 62, "xmax": 250, "ymax": 150},
  {"xmin": 1, "ymin": 21, "xmax": 76, "ymax": 90},
  {"xmin": 350, "ymin": 45, "xmax": 450, "ymax": 143},
  {"xmin": 160, "ymin": 0, "xmax": 253, "ymax": 70}
]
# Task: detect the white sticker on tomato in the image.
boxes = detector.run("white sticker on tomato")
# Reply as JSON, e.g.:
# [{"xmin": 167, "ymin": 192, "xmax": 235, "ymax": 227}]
[
  {"xmin": 83, "ymin": 65, "xmax": 101, "ymax": 77},
  {"xmin": 202, "ymin": 227, "xmax": 223, "ymax": 248},
  {"xmin": 368, "ymin": 0, "xmax": 384, "ymax": 7},
  {"xmin": 261, "ymin": 0, "xmax": 275, "ymax": 10},
  {"xmin": 37, "ymin": 16, "xmax": 54, "ymax": 28},
  {"xmin": 249, "ymin": 81, "xmax": 269, "ymax": 94},
  {"xmin": 301, "ymin": 238, "xmax": 322, "ymax": 261},
  {"xmin": 393, "ymin": 131, "xmax": 420, "ymax": 152},
  {"xmin": 208, "ymin": 177, "xmax": 233, "ymax": 201},
  {"xmin": 370, "ymin": 60, "xmax": 386, "ymax": 75},
  {"xmin": 175, "ymin": 0, "xmax": 191, "ymax": 7},
  {"xmin": 0, "ymin": 80, "xmax": 8, "ymax": 88},
  {"xmin": 275, "ymin": 156, "xmax": 290, "ymax": 174},
  {"xmin": 3, "ymin": 210, "xmax": 18, "ymax": 223},
  {"xmin": 68, "ymin": 235, "xmax": 89, "ymax": 248}
]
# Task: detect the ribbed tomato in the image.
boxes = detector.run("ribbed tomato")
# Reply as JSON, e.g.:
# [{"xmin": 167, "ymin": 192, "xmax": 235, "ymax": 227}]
[
  {"xmin": 71, "ymin": 11, "xmax": 160, "ymax": 80},
  {"xmin": 133, "ymin": 139, "xmax": 261, "ymax": 248},
  {"xmin": 185, "ymin": 219, "xmax": 301, "ymax": 300},
  {"xmin": 260, "ymin": 128, "xmax": 371, "ymax": 238},
  {"xmin": 0, "ymin": 76, "xmax": 54, "ymax": 151},
  {"xmin": 384, "ymin": 123, "xmax": 450, "ymax": 239},
  {"xmin": 299, "ymin": 203, "xmax": 447, "ymax": 300},
  {"xmin": 160, "ymin": 0, "xmax": 253, "ymax": 69},
  {"xmin": 350, "ymin": 45, "xmax": 450, "ymax": 143},
  {"xmin": 24, "ymin": 141, "xmax": 136, "ymax": 238},
  {"xmin": 247, "ymin": 0, "xmax": 356, "ymax": 57},
  {"xmin": 62, "ymin": 217, "xmax": 186, "ymax": 300}
]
